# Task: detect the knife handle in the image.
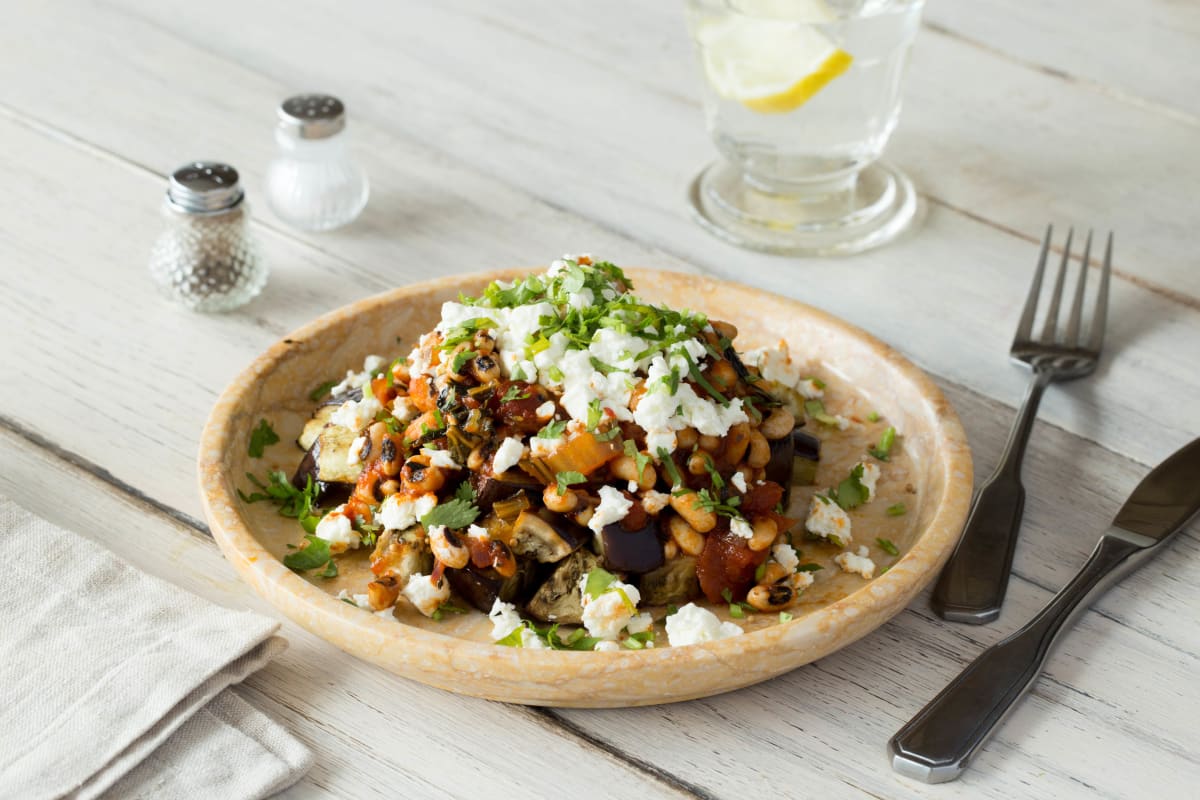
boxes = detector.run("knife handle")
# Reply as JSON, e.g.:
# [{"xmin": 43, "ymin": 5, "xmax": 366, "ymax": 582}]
[{"xmin": 890, "ymin": 532, "xmax": 1150, "ymax": 783}]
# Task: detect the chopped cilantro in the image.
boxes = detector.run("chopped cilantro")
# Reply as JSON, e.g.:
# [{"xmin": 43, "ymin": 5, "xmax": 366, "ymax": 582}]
[
  {"xmin": 869, "ymin": 426, "xmax": 897, "ymax": 461},
  {"xmin": 500, "ymin": 385, "xmax": 529, "ymax": 402},
  {"xmin": 555, "ymin": 470, "xmax": 587, "ymax": 496},
  {"xmin": 538, "ymin": 419, "xmax": 568, "ymax": 439},
  {"xmin": 420, "ymin": 497, "xmax": 479, "ymax": 529},
  {"xmin": 876, "ymin": 537, "xmax": 899, "ymax": 556},
  {"xmin": 886, "ymin": 502, "xmax": 908, "ymax": 517},
  {"xmin": 282, "ymin": 534, "xmax": 332, "ymax": 572},
  {"xmin": 586, "ymin": 399, "xmax": 603, "ymax": 430},
  {"xmin": 589, "ymin": 357, "xmax": 618, "ymax": 375},
  {"xmin": 494, "ymin": 626, "xmax": 527, "ymax": 647},
  {"xmin": 308, "ymin": 380, "xmax": 337, "ymax": 402},
  {"xmin": 804, "ymin": 399, "xmax": 842, "ymax": 427},
  {"xmin": 830, "ymin": 463, "xmax": 869, "ymax": 510},
  {"xmin": 248, "ymin": 418, "xmax": 280, "ymax": 458},
  {"xmin": 454, "ymin": 481, "xmax": 476, "ymax": 503},
  {"xmin": 583, "ymin": 568, "xmax": 617, "ymax": 600},
  {"xmin": 657, "ymin": 448, "xmax": 684, "ymax": 487},
  {"xmin": 238, "ymin": 471, "xmax": 323, "ymax": 533},
  {"xmin": 450, "ymin": 349, "xmax": 478, "ymax": 373}
]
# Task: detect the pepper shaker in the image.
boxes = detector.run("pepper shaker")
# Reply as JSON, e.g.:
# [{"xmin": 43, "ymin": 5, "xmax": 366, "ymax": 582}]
[
  {"xmin": 265, "ymin": 93, "xmax": 369, "ymax": 231},
  {"xmin": 148, "ymin": 162, "xmax": 266, "ymax": 312}
]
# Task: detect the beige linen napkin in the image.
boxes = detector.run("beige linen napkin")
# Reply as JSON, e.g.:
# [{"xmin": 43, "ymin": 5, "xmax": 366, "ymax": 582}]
[{"xmin": 0, "ymin": 498, "xmax": 312, "ymax": 800}]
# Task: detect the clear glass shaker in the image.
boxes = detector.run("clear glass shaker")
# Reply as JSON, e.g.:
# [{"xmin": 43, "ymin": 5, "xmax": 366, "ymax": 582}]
[
  {"xmin": 265, "ymin": 93, "xmax": 369, "ymax": 231},
  {"xmin": 148, "ymin": 162, "xmax": 267, "ymax": 312}
]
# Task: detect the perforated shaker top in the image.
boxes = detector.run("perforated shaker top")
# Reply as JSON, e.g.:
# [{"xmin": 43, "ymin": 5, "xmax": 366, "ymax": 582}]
[
  {"xmin": 166, "ymin": 162, "xmax": 245, "ymax": 214},
  {"xmin": 277, "ymin": 93, "xmax": 347, "ymax": 139}
]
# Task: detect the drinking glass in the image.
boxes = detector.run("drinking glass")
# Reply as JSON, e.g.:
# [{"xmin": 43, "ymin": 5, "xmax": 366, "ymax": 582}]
[{"xmin": 684, "ymin": 0, "xmax": 925, "ymax": 255}]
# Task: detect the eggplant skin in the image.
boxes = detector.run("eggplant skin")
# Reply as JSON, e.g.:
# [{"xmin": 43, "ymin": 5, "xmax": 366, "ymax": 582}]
[
  {"xmin": 445, "ymin": 562, "xmax": 536, "ymax": 613},
  {"xmin": 525, "ymin": 549, "xmax": 600, "ymax": 624},
  {"xmin": 509, "ymin": 511, "xmax": 587, "ymax": 563},
  {"xmin": 638, "ymin": 556, "xmax": 700, "ymax": 606},
  {"xmin": 764, "ymin": 434, "xmax": 795, "ymax": 505},
  {"xmin": 291, "ymin": 443, "xmax": 351, "ymax": 506},
  {"xmin": 598, "ymin": 519, "xmax": 665, "ymax": 575}
]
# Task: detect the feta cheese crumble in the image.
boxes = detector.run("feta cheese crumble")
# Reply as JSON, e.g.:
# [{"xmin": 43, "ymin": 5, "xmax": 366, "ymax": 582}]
[
  {"xmin": 402, "ymin": 573, "xmax": 451, "ymax": 617},
  {"xmin": 330, "ymin": 354, "xmax": 386, "ymax": 397},
  {"xmin": 315, "ymin": 506, "xmax": 359, "ymax": 553},
  {"xmin": 834, "ymin": 546, "xmax": 877, "ymax": 579},
  {"xmin": 665, "ymin": 603, "xmax": 744, "ymax": 647},
  {"xmin": 729, "ymin": 515, "xmax": 754, "ymax": 540},
  {"xmin": 378, "ymin": 493, "xmax": 438, "ymax": 532},
  {"xmin": 421, "ymin": 447, "xmax": 460, "ymax": 470},
  {"xmin": 588, "ymin": 485, "xmax": 634, "ymax": 535},
  {"xmin": 335, "ymin": 589, "xmax": 371, "ymax": 609},
  {"xmin": 491, "ymin": 436, "xmax": 527, "ymax": 474},
  {"xmin": 578, "ymin": 574, "xmax": 642, "ymax": 640},
  {"xmin": 858, "ymin": 461, "xmax": 881, "ymax": 501},
  {"xmin": 805, "ymin": 495, "xmax": 852, "ymax": 545},
  {"xmin": 346, "ymin": 435, "xmax": 368, "ymax": 465},
  {"xmin": 641, "ymin": 490, "xmax": 671, "ymax": 515},
  {"xmin": 772, "ymin": 542, "xmax": 800, "ymax": 574},
  {"xmin": 731, "ymin": 471, "xmax": 748, "ymax": 493},
  {"xmin": 330, "ymin": 392, "xmax": 382, "ymax": 432}
]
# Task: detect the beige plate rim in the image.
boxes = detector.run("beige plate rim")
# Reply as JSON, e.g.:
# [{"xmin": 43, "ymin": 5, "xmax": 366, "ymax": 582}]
[{"xmin": 198, "ymin": 267, "xmax": 973, "ymax": 707}]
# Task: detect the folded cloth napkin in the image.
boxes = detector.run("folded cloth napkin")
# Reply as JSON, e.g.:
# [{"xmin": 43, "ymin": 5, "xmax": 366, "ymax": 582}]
[{"xmin": 0, "ymin": 498, "xmax": 313, "ymax": 800}]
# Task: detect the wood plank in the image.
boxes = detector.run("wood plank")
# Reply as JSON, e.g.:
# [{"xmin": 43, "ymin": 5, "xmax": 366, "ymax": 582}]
[
  {"xmin": 924, "ymin": 0, "xmax": 1200, "ymax": 120},
  {"xmin": 59, "ymin": 0, "xmax": 1200, "ymax": 305},
  {"xmin": 0, "ymin": 1, "xmax": 1196, "ymax": 471},
  {"xmin": 0, "ymin": 427, "xmax": 692, "ymax": 800}
]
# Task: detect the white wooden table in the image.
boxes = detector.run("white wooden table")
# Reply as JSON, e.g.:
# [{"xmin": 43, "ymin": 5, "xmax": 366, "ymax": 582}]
[{"xmin": 3, "ymin": 1, "xmax": 1198, "ymax": 797}]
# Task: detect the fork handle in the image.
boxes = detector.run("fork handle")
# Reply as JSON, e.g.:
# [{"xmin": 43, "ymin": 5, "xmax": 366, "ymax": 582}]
[
  {"xmin": 932, "ymin": 370, "xmax": 1052, "ymax": 623},
  {"xmin": 890, "ymin": 532, "xmax": 1149, "ymax": 783}
]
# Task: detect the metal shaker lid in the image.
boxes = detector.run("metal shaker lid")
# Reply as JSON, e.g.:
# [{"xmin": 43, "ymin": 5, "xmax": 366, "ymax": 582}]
[
  {"xmin": 277, "ymin": 93, "xmax": 346, "ymax": 139},
  {"xmin": 166, "ymin": 162, "xmax": 245, "ymax": 214}
]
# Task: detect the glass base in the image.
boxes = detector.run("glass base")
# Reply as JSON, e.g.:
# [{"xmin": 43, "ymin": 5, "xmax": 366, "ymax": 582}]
[{"xmin": 687, "ymin": 159, "xmax": 919, "ymax": 256}]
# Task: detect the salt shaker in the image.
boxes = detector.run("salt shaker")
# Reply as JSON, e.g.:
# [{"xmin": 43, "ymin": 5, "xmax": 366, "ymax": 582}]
[
  {"xmin": 265, "ymin": 93, "xmax": 369, "ymax": 231},
  {"xmin": 148, "ymin": 162, "xmax": 266, "ymax": 312}
]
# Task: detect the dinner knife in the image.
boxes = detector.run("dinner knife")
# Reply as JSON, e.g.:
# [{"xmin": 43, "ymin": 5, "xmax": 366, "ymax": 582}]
[{"xmin": 889, "ymin": 437, "xmax": 1200, "ymax": 783}]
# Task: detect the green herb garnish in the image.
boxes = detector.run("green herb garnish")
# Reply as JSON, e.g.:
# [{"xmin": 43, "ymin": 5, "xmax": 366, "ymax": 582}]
[
  {"xmin": 797, "ymin": 563, "xmax": 823, "ymax": 573},
  {"xmin": 779, "ymin": 611, "xmax": 794, "ymax": 622},
  {"xmin": 886, "ymin": 502, "xmax": 907, "ymax": 517},
  {"xmin": 624, "ymin": 440, "xmax": 652, "ymax": 478},
  {"xmin": 431, "ymin": 603, "xmax": 468, "ymax": 621},
  {"xmin": 586, "ymin": 399, "xmax": 603, "ymax": 430},
  {"xmin": 308, "ymin": 380, "xmax": 337, "ymax": 402},
  {"xmin": 500, "ymin": 385, "xmax": 529, "ymax": 402},
  {"xmin": 583, "ymin": 568, "xmax": 618, "ymax": 600},
  {"xmin": 248, "ymin": 418, "xmax": 280, "ymax": 458},
  {"xmin": 319, "ymin": 559, "xmax": 339, "ymax": 578},
  {"xmin": 830, "ymin": 463, "xmax": 868, "ymax": 510},
  {"xmin": 538, "ymin": 419, "xmax": 568, "ymax": 439},
  {"xmin": 282, "ymin": 534, "xmax": 332, "ymax": 572},
  {"xmin": 876, "ymin": 537, "xmax": 899, "ymax": 556},
  {"xmin": 555, "ymin": 470, "xmax": 587, "ymax": 495},
  {"xmin": 866, "ymin": 410, "xmax": 880, "ymax": 423},
  {"xmin": 869, "ymin": 426, "xmax": 896, "ymax": 461},
  {"xmin": 420, "ymin": 496, "xmax": 480, "ymax": 529},
  {"xmin": 804, "ymin": 399, "xmax": 842, "ymax": 427},
  {"xmin": 682, "ymin": 350, "xmax": 729, "ymax": 407},
  {"xmin": 546, "ymin": 365, "xmax": 564, "ymax": 382},
  {"xmin": 238, "ymin": 471, "xmax": 323, "ymax": 533},
  {"xmin": 657, "ymin": 448, "xmax": 684, "ymax": 488}
]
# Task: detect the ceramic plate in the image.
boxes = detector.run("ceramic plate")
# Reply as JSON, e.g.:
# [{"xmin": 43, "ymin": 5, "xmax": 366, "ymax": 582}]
[{"xmin": 198, "ymin": 268, "xmax": 972, "ymax": 707}]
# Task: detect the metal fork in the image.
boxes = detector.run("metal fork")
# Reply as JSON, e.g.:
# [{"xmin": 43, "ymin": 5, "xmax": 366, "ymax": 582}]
[{"xmin": 932, "ymin": 226, "xmax": 1113, "ymax": 624}]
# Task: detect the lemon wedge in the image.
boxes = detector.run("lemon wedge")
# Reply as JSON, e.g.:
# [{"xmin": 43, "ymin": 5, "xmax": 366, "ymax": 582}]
[{"xmin": 697, "ymin": 14, "xmax": 853, "ymax": 114}]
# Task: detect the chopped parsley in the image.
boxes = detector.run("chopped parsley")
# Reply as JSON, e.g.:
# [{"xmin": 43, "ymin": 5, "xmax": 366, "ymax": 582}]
[
  {"xmin": 538, "ymin": 419, "xmax": 568, "ymax": 439},
  {"xmin": 555, "ymin": 470, "xmax": 587, "ymax": 495},
  {"xmin": 829, "ymin": 463, "xmax": 869, "ymax": 510},
  {"xmin": 500, "ymin": 385, "xmax": 529, "ymax": 403},
  {"xmin": 886, "ymin": 502, "xmax": 908, "ymax": 517},
  {"xmin": 876, "ymin": 537, "xmax": 899, "ymax": 556},
  {"xmin": 420, "ymin": 496, "xmax": 479, "ymax": 529},
  {"xmin": 869, "ymin": 426, "xmax": 897, "ymax": 461},
  {"xmin": 238, "ymin": 471, "xmax": 323, "ymax": 533},
  {"xmin": 282, "ymin": 534, "xmax": 332, "ymax": 572},
  {"xmin": 308, "ymin": 380, "xmax": 337, "ymax": 402},
  {"xmin": 450, "ymin": 349, "xmax": 478, "ymax": 373},
  {"xmin": 248, "ymin": 418, "xmax": 280, "ymax": 458}
]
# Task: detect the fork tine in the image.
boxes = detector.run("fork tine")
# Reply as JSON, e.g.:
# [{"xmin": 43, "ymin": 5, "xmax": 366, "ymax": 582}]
[
  {"xmin": 1014, "ymin": 225, "xmax": 1053, "ymax": 343},
  {"xmin": 1040, "ymin": 227, "xmax": 1073, "ymax": 342},
  {"xmin": 1087, "ymin": 232, "xmax": 1113, "ymax": 352},
  {"xmin": 1065, "ymin": 230, "xmax": 1092, "ymax": 346}
]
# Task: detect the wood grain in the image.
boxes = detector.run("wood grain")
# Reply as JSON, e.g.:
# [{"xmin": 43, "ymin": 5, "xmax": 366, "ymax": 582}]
[{"xmin": 2, "ymin": 0, "xmax": 1198, "ymax": 796}]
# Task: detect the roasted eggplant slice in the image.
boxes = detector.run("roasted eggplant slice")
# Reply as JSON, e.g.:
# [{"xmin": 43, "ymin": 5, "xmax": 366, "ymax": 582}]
[
  {"xmin": 291, "ymin": 443, "xmax": 352, "ymax": 505},
  {"xmin": 598, "ymin": 518, "xmax": 664, "ymax": 574},
  {"xmin": 470, "ymin": 471, "xmax": 540, "ymax": 514},
  {"xmin": 638, "ymin": 556, "xmax": 699, "ymax": 606},
  {"xmin": 509, "ymin": 511, "xmax": 588, "ymax": 563},
  {"xmin": 369, "ymin": 530, "xmax": 433, "ymax": 583},
  {"xmin": 297, "ymin": 404, "xmax": 338, "ymax": 451},
  {"xmin": 313, "ymin": 425, "xmax": 364, "ymax": 484},
  {"xmin": 764, "ymin": 428, "xmax": 822, "ymax": 504},
  {"xmin": 524, "ymin": 548, "xmax": 600, "ymax": 624},
  {"xmin": 445, "ymin": 561, "xmax": 536, "ymax": 613}
]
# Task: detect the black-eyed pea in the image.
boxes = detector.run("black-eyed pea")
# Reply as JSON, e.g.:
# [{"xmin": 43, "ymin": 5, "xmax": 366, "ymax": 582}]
[
  {"xmin": 667, "ymin": 515, "xmax": 706, "ymax": 556},
  {"xmin": 746, "ymin": 582, "xmax": 794, "ymax": 612},
  {"xmin": 747, "ymin": 517, "xmax": 778, "ymax": 552},
  {"xmin": 760, "ymin": 408, "xmax": 796, "ymax": 440},
  {"xmin": 676, "ymin": 427, "xmax": 699, "ymax": 450},
  {"xmin": 686, "ymin": 450, "xmax": 713, "ymax": 476},
  {"xmin": 367, "ymin": 576, "xmax": 401, "ymax": 611},
  {"xmin": 698, "ymin": 434, "xmax": 721, "ymax": 453},
  {"xmin": 429, "ymin": 525, "xmax": 470, "ymax": 569},
  {"xmin": 746, "ymin": 430, "xmax": 771, "ymax": 468},
  {"xmin": 669, "ymin": 491, "xmax": 717, "ymax": 533},
  {"xmin": 543, "ymin": 484, "xmax": 580, "ymax": 513}
]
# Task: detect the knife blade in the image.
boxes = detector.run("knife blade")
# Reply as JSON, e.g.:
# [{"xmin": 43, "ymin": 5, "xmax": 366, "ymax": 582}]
[{"xmin": 890, "ymin": 437, "xmax": 1200, "ymax": 784}]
